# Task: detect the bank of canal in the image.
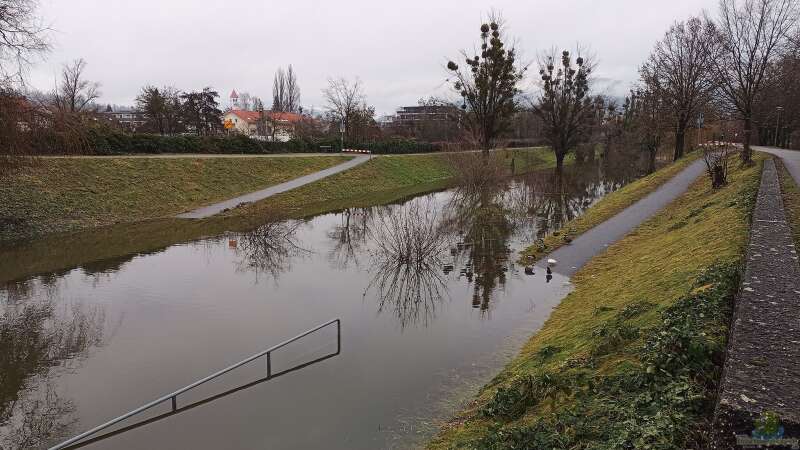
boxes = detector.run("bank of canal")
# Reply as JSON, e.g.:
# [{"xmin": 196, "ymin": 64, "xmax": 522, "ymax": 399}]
[
  {"xmin": 2, "ymin": 157, "xmax": 693, "ymax": 449},
  {"xmin": 430, "ymin": 155, "xmax": 765, "ymax": 449}
]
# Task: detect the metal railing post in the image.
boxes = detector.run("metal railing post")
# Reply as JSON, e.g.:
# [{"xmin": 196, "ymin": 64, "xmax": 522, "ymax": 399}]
[
  {"xmin": 336, "ymin": 319, "xmax": 341, "ymax": 354},
  {"xmin": 266, "ymin": 352, "xmax": 271, "ymax": 377},
  {"xmin": 171, "ymin": 396, "xmax": 177, "ymax": 412}
]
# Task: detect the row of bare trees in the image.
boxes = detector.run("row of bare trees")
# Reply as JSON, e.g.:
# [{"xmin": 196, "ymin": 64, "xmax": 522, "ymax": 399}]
[
  {"xmin": 444, "ymin": 1, "xmax": 798, "ymax": 179},
  {"xmin": 640, "ymin": 0, "xmax": 798, "ymax": 166},
  {"xmin": 2, "ymin": 55, "xmax": 107, "ymax": 171}
]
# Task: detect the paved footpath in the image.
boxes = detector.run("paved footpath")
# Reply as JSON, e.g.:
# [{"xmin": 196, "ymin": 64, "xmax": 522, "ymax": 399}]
[
  {"xmin": 177, "ymin": 155, "xmax": 370, "ymax": 219},
  {"xmin": 712, "ymin": 159, "xmax": 800, "ymax": 448},
  {"xmin": 754, "ymin": 146, "xmax": 800, "ymax": 184},
  {"xmin": 543, "ymin": 159, "xmax": 707, "ymax": 276}
]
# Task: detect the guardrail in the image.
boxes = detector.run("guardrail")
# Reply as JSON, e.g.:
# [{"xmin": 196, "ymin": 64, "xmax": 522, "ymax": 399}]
[{"xmin": 51, "ymin": 318, "xmax": 341, "ymax": 450}]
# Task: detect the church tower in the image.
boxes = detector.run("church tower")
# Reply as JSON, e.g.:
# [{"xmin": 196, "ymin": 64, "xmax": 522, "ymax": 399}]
[{"xmin": 229, "ymin": 89, "xmax": 240, "ymax": 110}]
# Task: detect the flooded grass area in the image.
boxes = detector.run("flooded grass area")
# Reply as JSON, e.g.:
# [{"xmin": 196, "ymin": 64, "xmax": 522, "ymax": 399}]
[{"xmin": 2, "ymin": 161, "xmax": 646, "ymax": 449}]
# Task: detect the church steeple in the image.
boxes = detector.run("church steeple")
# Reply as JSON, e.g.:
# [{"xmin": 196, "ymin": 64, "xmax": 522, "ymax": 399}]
[{"xmin": 229, "ymin": 89, "xmax": 240, "ymax": 109}]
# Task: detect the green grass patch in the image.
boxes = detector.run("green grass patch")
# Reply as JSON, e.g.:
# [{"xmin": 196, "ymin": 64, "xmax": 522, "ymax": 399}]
[
  {"xmin": 519, "ymin": 152, "xmax": 700, "ymax": 263},
  {"xmin": 0, "ymin": 148, "xmax": 556, "ymax": 244},
  {"xmin": 227, "ymin": 148, "xmax": 556, "ymax": 220},
  {"xmin": 776, "ymin": 159, "xmax": 800, "ymax": 247},
  {"xmin": 428, "ymin": 154, "xmax": 764, "ymax": 449},
  {"xmin": 0, "ymin": 155, "xmax": 352, "ymax": 242}
]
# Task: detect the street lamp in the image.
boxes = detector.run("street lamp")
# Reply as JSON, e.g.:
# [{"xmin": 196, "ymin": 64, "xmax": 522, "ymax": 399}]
[
  {"xmin": 775, "ymin": 106, "xmax": 784, "ymax": 147},
  {"xmin": 339, "ymin": 118, "xmax": 345, "ymax": 152}
]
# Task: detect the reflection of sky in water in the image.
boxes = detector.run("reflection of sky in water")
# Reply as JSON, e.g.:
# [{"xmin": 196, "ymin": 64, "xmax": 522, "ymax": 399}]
[{"xmin": 0, "ymin": 162, "xmax": 641, "ymax": 449}]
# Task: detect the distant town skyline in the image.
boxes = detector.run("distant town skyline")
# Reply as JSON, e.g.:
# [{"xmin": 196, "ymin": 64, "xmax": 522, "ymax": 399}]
[{"xmin": 28, "ymin": 0, "xmax": 717, "ymax": 115}]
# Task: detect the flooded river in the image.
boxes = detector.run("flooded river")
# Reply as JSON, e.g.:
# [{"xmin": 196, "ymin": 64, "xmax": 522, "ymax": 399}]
[{"xmin": 0, "ymin": 162, "xmax": 645, "ymax": 449}]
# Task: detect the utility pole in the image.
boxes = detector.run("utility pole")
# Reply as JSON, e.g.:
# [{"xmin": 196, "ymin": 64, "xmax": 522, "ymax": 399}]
[{"xmin": 339, "ymin": 117, "xmax": 345, "ymax": 151}]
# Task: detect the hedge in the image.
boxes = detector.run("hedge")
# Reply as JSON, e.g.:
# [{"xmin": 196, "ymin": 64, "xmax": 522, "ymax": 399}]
[{"xmin": 83, "ymin": 129, "xmax": 442, "ymax": 155}]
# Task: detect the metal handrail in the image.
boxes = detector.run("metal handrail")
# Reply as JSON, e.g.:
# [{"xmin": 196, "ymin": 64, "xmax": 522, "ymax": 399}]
[{"xmin": 51, "ymin": 318, "xmax": 341, "ymax": 450}]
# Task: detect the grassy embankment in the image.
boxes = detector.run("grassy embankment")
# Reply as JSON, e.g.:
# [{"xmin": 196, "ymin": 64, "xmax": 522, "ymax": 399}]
[
  {"xmin": 430, "ymin": 154, "xmax": 764, "ymax": 449},
  {"xmin": 226, "ymin": 148, "xmax": 558, "ymax": 220},
  {"xmin": 520, "ymin": 151, "xmax": 700, "ymax": 262},
  {"xmin": 0, "ymin": 148, "xmax": 554, "ymax": 283},
  {"xmin": 777, "ymin": 160, "xmax": 800, "ymax": 246},
  {"xmin": 0, "ymin": 155, "xmax": 351, "ymax": 241},
  {"xmin": 0, "ymin": 148, "xmax": 555, "ymax": 244}
]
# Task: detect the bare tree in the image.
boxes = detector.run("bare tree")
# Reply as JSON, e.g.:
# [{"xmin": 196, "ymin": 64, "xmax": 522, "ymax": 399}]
[
  {"xmin": 640, "ymin": 17, "xmax": 719, "ymax": 161},
  {"xmin": 272, "ymin": 65, "xmax": 301, "ymax": 112},
  {"xmin": 0, "ymin": 0, "xmax": 50, "ymax": 86},
  {"xmin": 285, "ymin": 65, "xmax": 300, "ymax": 112},
  {"xmin": 446, "ymin": 15, "xmax": 526, "ymax": 154},
  {"xmin": 713, "ymin": 0, "xmax": 799, "ymax": 163},
  {"xmin": 626, "ymin": 88, "xmax": 671, "ymax": 173},
  {"xmin": 532, "ymin": 48, "xmax": 594, "ymax": 172},
  {"xmin": 322, "ymin": 76, "xmax": 366, "ymax": 140},
  {"xmin": 754, "ymin": 31, "xmax": 800, "ymax": 147},
  {"xmin": 0, "ymin": 0, "xmax": 49, "ymax": 172},
  {"xmin": 271, "ymin": 69, "xmax": 286, "ymax": 111},
  {"xmin": 53, "ymin": 58, "xmax": 101, "ymax": 113}
]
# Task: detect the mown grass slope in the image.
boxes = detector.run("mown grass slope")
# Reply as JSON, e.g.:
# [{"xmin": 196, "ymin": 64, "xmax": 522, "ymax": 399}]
[
  {"xmin": 0, "ymin": 156, "xmax": 350, "ymax": 241},
  {"xmin": 228, "ymin": 148, "xmax": 556, "ymax": 219},
  {"xmin": 1, "ymin": 148, "xmax": 555, "ymax": 243},
  {"xmin": 429, "ymin": 154, "xmax": 764, "ymax": 449}
]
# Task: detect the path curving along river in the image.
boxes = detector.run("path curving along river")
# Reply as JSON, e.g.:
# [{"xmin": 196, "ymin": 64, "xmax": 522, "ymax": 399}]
[{"xmin": 0, "ymin": 159, "xmax": 702, "ymax": 449}]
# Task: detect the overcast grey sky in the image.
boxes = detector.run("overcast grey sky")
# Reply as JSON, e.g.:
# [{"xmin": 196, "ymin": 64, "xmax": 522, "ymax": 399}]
[{"xmin": 28, "ymin": 0, "xmax": 718, "ymax": 115}]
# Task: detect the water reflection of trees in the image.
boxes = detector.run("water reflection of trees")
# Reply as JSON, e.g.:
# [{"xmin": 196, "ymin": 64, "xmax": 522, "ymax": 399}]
[
  {"xmin": 337, "ymin": 158, "xmax": 646, "ymax": 324},
  {"xmin": 438, "ymin": 162, "xmax": 642, "ymax": 313},
  {"xmin": 364, "ymin": 198, "xmax": 451, "ymax": 329},
  {"xmin": 0, "ymin": 280, "xmax": 105, "ymax": 449},
  {"xmin": 327, "ymin": 208, "xmax": 372, "ymax": 270},
  {"xmin": 440, "ymin": 187, "xmax": 513, "ymax": 313},
  {"xmin": 232, "ymin": 221, "xmax": 310, "ymax": 282},
  {"xmin": 509, "ymin": 163, "xmax": 640, "ymax": 241}
]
